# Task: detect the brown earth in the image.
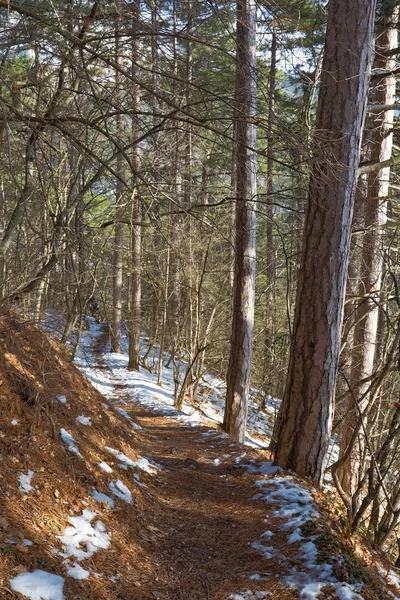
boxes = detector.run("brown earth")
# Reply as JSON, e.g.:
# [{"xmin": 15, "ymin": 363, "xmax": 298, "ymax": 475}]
[{"xmin": 0, "ymin": 313, "xmax": 397, "ymax": 599}]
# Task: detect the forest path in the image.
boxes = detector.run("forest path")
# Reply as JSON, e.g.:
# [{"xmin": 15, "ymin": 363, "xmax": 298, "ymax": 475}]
[{"xmin": 88, "ymin": 325, "xmax": 296, "ymax": 600}]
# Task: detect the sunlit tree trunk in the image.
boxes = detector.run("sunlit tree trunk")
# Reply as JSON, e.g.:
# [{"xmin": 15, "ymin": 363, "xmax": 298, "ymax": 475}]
[
  {"xmin": 337, "ymin": 1, "xmax": 399, "ymax": 495},
  {"xmin": 128, "ymin": 0, "xmax": 142, "ymax": 371},
  {"xmin": 110, "ymin": 1, "xmax": 124, "ymax": 353},
  {"xmin": 273, "ymin": 0, "xmax": 376, "ymax": 485},
  {"xmin": 223, "ymin": 0, "xmax": 257, "ymax": 444},
  {"xmin": 264, "ymin": 21, "xmax": 277, "ymax": 397}
]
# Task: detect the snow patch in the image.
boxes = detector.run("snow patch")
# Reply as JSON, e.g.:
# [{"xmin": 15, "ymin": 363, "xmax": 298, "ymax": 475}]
[
  {"xmin": 57, "ymin": 508, "xmax": 110, "ymax": 562},
  {"xmin": 109, "ymin": 480, "xmax": 132, "ymax": 503},
  {"xmin": 65, "ymin": 562, "xmax": 90, "ymax": 580},
  {"xmin": 92, "ymin": 490, "xmax": 115, "ymax": 509},
  {"xmin": 105, "ymin": 447, "xmax": 136, "ymax": 468},
  {"xmin": 76, "ymin": 415, "xmax": 92, "ymax": 426},
  {"xmin": 246, "ymin": 461, "xmax": 282, "ymax": 476},
  {"xmin": 60, "ymin": 429, "xmax": 81, "ymax": 456},
  {"xmin": 98, "ymin": 461, "xmax": 113, "ymax": 473},
  {"xmin": 23, "ymin": 539, "xmax": 33, "ymax": 546},
  {"xmin": 10, "ymin": 570, "xmax": 65, "ymax": 600},
  {"xmin": 19, "ymin": 470, "xmax": 35, "ymax": 494},
  {"xmin": 114, "ymin": 406, "xmax": 142, "ymax": 430},
  {"xmin": 229, "ymin": 591, "xmax": 272, "ymax": 599},
  {"xmin": 252, "ymin": 476, "xmax": 365, "ymax": 599},
  {"xmin": 105, "ymin": 446, "xmax": 161, "ymax": 475}
]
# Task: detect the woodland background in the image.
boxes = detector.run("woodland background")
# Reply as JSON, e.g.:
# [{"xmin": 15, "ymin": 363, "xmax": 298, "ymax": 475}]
[{"xmin": 2, "ymin": 0, "xmax": 400, "ymax": 557}]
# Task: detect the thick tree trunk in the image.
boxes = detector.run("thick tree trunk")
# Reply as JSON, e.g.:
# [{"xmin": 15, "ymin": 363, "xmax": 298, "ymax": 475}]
[
  {"xmin": 337, "ymin": 1, "xmax": 399, "ymax": 496},
  {"xmin": 223, "ymin": 0, "xmax": 257, "ymax": 444},
  {"xmin": 273, "ymin": 0, "xmax": 376, "ymax": 485}
]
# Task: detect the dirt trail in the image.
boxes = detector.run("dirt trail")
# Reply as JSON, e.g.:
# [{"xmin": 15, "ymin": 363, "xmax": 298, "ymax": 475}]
[{"xmin": 91, "ymin": 327, "xmax": 296, "ymax": 600}]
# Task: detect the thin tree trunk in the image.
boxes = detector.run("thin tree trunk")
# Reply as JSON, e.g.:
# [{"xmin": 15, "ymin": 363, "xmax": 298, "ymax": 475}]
[
  {"xmin": 110, "ymin": 1, "xmax": 124, "ymax": 353},
  {"xmin": 223, "ymin": 0, "xmax": 257, "ymax": 444},
  {"xmin": 264, "ymin": 21, "xmax": 277, "ymax": 395},
  {"xmin": 128, "ymin": 0, "xmax": 142, "ymax": 371}
]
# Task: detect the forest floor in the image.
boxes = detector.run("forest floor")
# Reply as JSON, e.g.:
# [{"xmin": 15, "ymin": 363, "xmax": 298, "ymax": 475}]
[{"xmin": 0, "ymin": 313, "xmax": 399, "ymax": 600}]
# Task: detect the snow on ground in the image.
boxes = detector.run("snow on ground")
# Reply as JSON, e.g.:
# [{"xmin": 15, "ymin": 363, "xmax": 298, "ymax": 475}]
[
  {"xmin": 56, "ymin": 508, "xmax": 111, "ymax": 580},
  {"xmin": 229, "ymin": 592, "xmax": 272, "ymax": 599},
  {"xmin": 92, "ymin": 490, "xmax": 115, "ymax": 509},
  {"xmin": 23, "ymin": 539, "xmax": 33, "ymax": 546},
  {"xmin": 37, "ymin": 315, "xmax": 393, "ymax": 599},
  {"xmin": 380, "ymin": 567, "xmax": 400, "ymax": 599},
  {"xmin": 73, "ymin": 318, "xmax": 274, "ymax": 448},
  {"xmin": 98, "ymin": 460, "xmax": 113, "ymax": 473},
  {"xmin": 114, "ymin": 405, "xmax": 142, "ymax": 430},
  {"xmin": 104, "ymin": 446, "xmax": 161, "ymax": 475},
  {"xmin": 10, "ymin": 570, "xmax": 66, "ymax": 600},
  {"xmin": 60, "ymin": 428, "xmax": 81, "ymax": 456},
  {"xmin": 249, "ymin": 465, "xmax": 367, "ymax": 600},
  {"xmin": 108, "ymin": 479, "xmax": 132, "ymax": 503},
  {"xmin": 76, "ymin": 415, "xmax": 92, "ymax": 426},
  {"xmin": 19, "ymin": 470, "xmax": 35, "ymax": 494}
]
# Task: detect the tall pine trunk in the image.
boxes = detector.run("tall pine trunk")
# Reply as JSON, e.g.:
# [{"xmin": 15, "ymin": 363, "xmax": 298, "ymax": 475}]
[
  {"xmin": 264, "ymin": 21, "xmax": 277, "ymax": 397},
  {"xmin": 337, "ymin": 1, "xmax": 399, "ymax": 496},
  {"xmin": 273, "ymin": 0, "xmax": 376, "ymax": 485},
  {"xmin": 128, "ymin": 0, "xmax": 142, "ymax": 370},
  {"xmin": 223, "ymin": 0, "xmax": 257, "ymax": 444},
  {"xmin": 111, "ymin": 2, "xmax": 124, "ymax": 353}
]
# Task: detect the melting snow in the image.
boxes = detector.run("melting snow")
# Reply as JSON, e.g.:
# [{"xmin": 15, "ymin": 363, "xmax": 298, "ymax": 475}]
[
  {"xmin": 98, "ymin": 461, "xmax": 113, "ymax": 473},
  {"xmin": 60, "ymin": 429, "xmax": 81, "ymax": 456},
  {"xmin": 19, "ymin": 470, "xmax": 35, "ymax": 494},
  {"xmin": 23, "ymin": 538, "xmax": 33, "ymax": 546},
  {"xmin": 76, "ymin": 415, "xmax": 92, "ymax": 426},
  {"xmin": 245, "ymin": 461, "xmax": 282, "ymax": 476},
  {"xmin": 252, "ymin": 476, "xmax": 368, "ymax": 599},
  {"xmin": 57, "ymin": 395, "xmax": 67, "ymax": 404},
  {"xmin": 229, "ymin": 592, "xmax": 272, "ymax": 599},
  {"xmin": 114, "ymin": 406, "xmax": 142, "ymax": 430},
  {"xmin": 65, "ymin": 562, "xmax": 90, "ymax": 580},
  {"xmin": 57, "ymin": 508, "xmax": 110, "ymax": 562},
  {"xmin": 92, "ymin": 490, "xmax": 115, "ymax": 509},
  {"xmin": 10, "ymin": 570, "xmax": 65, "ymax": 600},
  {"xmin": 109, "ymin": 480, "xmax": 132, "ymax": 503},
  {"xmin": 136, "ymin": 456, "xmax": 161, "ymax": 474},
  {"xmin": 105, "ymin": 446, "xmax": 161, "ymax": 474},
  {"xmin": 105, "ymin": 446, "xmax": 137, "ymax": 468}
]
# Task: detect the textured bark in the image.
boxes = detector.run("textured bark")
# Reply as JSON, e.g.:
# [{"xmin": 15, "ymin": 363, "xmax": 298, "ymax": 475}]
[
  {"xmin": 128, "ymin": 0, "xmax": 142, "ymax": 371},
  {"xmin": 223, "ymin": 0, "xmax": 257, "ymax": 444},
  {"xmin": 128, "ymin": 190, "xmax": 141, "ymax": 370},
  {"xmin": 110, "ymin": 2, "xmax": 124, "ymax": 354},
  {"xmin": 273, "ymin": 0, "xmax": 376, "ymax": 485},
  {"xmin": 264, "ymin": 22, "xmax": 277, "ymax": 395},
  {"xmin": 338, "ymin": 1, "xmax": 399, "ymax": 495}
]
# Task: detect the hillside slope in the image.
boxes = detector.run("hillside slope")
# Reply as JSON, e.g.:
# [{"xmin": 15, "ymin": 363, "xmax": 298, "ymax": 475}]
[{"xmin": 0, "ymin": 313, "xmax": 398, "ymax": 600}]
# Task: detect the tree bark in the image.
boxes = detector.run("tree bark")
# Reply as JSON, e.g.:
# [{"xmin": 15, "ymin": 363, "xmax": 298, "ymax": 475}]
[
  {"xmin": 128, "ymin": 0, "xmax": 142, "ymax": 371},
  {"xmin": 110, "ymin": 1, "xmax": 125, "ymax": 353},
  {"xmin": 273, "ymin": 0, "xmax": 377, "ymax": 485},
  {"xmin": 337, "ymin": 0, "xmax": 399, "ymax": 496},
  {"xmin": 223, "ymin": 0, "xmax": 257, "ymax": 444},
  {"xmin": 264, "ymin": 21, "xmax": 277, "ymax": 397}
]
